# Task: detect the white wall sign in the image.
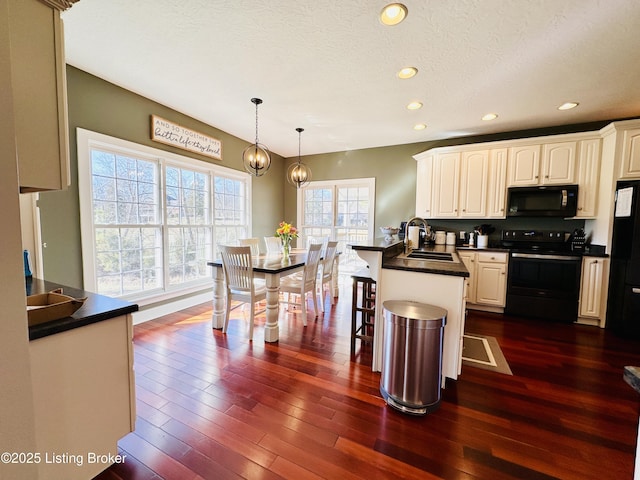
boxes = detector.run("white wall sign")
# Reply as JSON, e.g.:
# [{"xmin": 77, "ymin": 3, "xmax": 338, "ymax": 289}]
[{"xmin": 151, "ymin": 115, "xmax": 222, "ymax": 160}]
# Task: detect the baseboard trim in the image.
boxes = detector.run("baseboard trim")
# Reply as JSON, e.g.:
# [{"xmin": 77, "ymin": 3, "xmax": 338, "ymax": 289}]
[{"xmin": 467, "ymin": 304, "xmax": 504, "ymax": 314}]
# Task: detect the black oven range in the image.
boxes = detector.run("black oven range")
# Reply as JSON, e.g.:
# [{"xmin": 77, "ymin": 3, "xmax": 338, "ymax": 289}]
[{"xmin": 501, "ymin": 230, "xmax": 582, "ymax": 323}]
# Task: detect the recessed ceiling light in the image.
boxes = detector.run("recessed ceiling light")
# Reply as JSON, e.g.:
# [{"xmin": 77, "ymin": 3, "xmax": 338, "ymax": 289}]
[
  {"xmin": 414, "ymin": 123, "xmax": 427, "ymax": 130},
  {"xmin": 397, "ymin": 67, "xmax": 418, "ymax": 79},
  {"xmin": 482, "ymin": 113, "xmax": 498, "ymax": 121},
  {"xmin": 558, "ymin": 102, "xmax": 579, "ymax": 111},
  {"xmin": 407, "ymin": 101, "xmax": 423, "ymax": 110},
  {"xmin": 380, "ymin": 3, "xmax": 407, "ymax": 26}
]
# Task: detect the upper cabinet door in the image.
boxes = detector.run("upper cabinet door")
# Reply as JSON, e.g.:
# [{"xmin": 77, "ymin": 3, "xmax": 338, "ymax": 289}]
[
  {"xmin": 575, "ymin": 138, "xmax": 601, "ymax": 218},
  {"xmin": 432, "ymin": 152, "xmax": 461, "ymax": 217},
  {"xmin": 620, "ymin": 128, "xmax": 640, "ymax": 179},
  {"xmin": 415, "ymin": 154, "xmax": 433, "ymax": 218},
  {"xmin": 542, "ymin": 141, "xmax": 577, "ymax": 184},
  {"xmin": 459, "ymin": 150, "xmax": 488, "ymax": 217},
  {"xmin": 508, "ymin": 145, "xmax": 540, "ymax": 186},
  {"xmin": 9, "ymin": 0, "xmax": 70, "ymax": 193},
  {"xmin": 487, "ymin": 148, "xmax": 508, "ymax": 218}
]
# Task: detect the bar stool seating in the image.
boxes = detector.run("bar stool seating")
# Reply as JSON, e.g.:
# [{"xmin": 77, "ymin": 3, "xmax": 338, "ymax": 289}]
[{"xmin": 351, "ymin": 269, "xmax": 376, "ymax": 355}]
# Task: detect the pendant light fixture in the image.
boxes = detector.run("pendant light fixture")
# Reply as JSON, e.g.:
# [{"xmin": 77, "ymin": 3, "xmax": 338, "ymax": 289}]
[
  {"xmin": 287, "ymin": 127, "xmax": 312, "ymax": 188},
  {"xmin": 242, "ymin": 97, "xmax": 271, "ymax": 176}
]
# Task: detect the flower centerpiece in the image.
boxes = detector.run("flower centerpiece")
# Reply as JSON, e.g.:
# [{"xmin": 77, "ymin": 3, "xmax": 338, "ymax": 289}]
[{"xmin": 275, "ymin": 221, "xmax": 298, "ymax": 259}]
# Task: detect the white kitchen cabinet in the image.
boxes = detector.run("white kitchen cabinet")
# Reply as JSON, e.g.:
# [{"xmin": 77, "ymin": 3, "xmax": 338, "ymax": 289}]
[
  {"xmin": 620, "ymin": 127, "xmax": 640, "ymax": 179},
  {"xmin": 432, "ymin": 152, "xmax": 461, "ymax": 217},
  {"xmin": 415, "ymin": 154, "xmax": 433, "ymax": 218},
  {"xmin": 508, "ymin": 144, "xmax": 541, "ymax": 186},
  {"xmin": 459, "ymin": 150, "xmax": 489, "ymax": 217},
  {"xmin": 29, "ymin": 315, "xmax": 136, "ymax": 480},
  {"xmin": 579, "ymin": 257, "xmax": 607, "ymax": 319},
  {"xmin": 458, "ymin": 251, "xmax": 477, "ymax": 304},
  {"xmin": 459, "ymin": 250, "xmax": 508, "ymax": 309},
  {"xmin": 541, "ymin": 141, "xmax": 577, "ymax": 184},
  {"xmin": 487, "ymin": 148, "xmax": 508, "ymax": 217},
  {"xmin": 8, "ymin": 0, "xmax": 70, "ymax": 193},
  {"xmin": 575, "ymin": 138, "xmax": 601, "ymax": 218},
  {"xmin": 475, "ymin": 252, "xmax": 508, "ymax": 307}
]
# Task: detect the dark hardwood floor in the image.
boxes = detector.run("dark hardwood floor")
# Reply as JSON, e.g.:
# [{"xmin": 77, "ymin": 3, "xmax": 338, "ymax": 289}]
[{"xmin": 95, "ymin": 285, "xmax": 640, "ymax": 480}]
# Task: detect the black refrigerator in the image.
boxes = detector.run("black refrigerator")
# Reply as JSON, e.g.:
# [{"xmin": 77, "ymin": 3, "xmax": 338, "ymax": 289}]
[{"xmin": 606, "ymin": 180, "xmax": 640, "ymax": 338}]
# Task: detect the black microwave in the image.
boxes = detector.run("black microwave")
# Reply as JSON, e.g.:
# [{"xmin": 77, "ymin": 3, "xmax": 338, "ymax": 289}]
[{"xmin": 506, "ymin": 185, "xmax": 578, "ymax": 217}]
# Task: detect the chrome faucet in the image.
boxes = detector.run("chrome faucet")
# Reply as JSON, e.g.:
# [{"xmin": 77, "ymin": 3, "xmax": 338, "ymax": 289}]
[{"xmin": 404, "ymin": 217, "xmax": 428, "ymax": 253}]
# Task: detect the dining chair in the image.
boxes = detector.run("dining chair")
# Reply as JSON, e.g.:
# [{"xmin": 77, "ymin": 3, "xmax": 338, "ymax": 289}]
[
  {"xmin": 317, "ymin": 240, "xmax": 339, "ymax": 312},
  {"xmin": 264, "ymin": 236, "xmax": 282, "ymax": 255},
  {"xmin": 279, "ymin": 243, "xmax": 322, "ymax": 325},
  {"xmin": 219, "ymin": 245, "xmax": 266, "ymax": 341},
  {"xmin": 306, "ymin": 235, "xmax": 329, "ymax": 254},
  {"xmin": 239, "ymin": 237, "xmax": 260, "ymax": 256}
]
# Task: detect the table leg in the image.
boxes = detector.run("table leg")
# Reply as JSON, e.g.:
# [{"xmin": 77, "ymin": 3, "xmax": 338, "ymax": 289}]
[
  {"xmin": 264, "ymin": 273, "xmax": 280, "ymax": 342},
  {"xmin": 211, "ymin": 266, "xmax": 225, "ymax": 329}
]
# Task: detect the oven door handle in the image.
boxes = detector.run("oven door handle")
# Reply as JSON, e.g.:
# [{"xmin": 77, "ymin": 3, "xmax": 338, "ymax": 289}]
[
  {"xmin": 511, "ymin": 252, "xmax": 581, "ymax": 261},
  {"xmin": 633, "ymin": 288, "xmax": 640, "ymax": 294}
]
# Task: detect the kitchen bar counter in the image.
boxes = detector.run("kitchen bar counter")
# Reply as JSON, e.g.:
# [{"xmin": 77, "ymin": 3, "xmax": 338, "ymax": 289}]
[
  {"xmin": 351, "ymin": 239, "xmax": 469, "ymax": 277},
  {"xmin": 350, "ymin": 238, "xmax": 467, "ymax": 383},
  {"xmin": 27, "ymin": 278, "xmax": 138, "ymax": 340}
]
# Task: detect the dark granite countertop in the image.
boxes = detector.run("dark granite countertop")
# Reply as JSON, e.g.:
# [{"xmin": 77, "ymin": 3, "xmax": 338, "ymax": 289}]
[
  {"xmin": 349, "ymin": 238, "xmax": 404, "ymax": 252},
  {"xmin": 624, "ymin": 366, "xmax": 640, "ymax": 395},
  {"xmin": 350, "ymin": 239, "xmax": 469, "ymax": 278},
  {"xmin": 27, "ymin": 278, "xmax": 138, "ymax": 341}
]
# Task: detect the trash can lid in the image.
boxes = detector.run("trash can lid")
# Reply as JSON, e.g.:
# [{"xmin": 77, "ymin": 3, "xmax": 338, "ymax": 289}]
[{"xmin": 382, "ymin": 300, "xmax": 447, "ymax": 322}]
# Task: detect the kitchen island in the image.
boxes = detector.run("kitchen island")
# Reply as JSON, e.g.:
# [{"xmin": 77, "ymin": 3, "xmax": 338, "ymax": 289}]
[
  {"xmin": 27, "ymin": 279, "xmax": 137, "ymax": 480},
  {"xmin": 351, "ymin": 239, "xmax": 469, "ymax": 385}
]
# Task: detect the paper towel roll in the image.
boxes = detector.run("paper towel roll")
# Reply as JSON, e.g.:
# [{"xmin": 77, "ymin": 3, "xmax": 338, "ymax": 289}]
[{"xmin": 408, "ymin": 226, "xmax": 420, "ymax": 248}]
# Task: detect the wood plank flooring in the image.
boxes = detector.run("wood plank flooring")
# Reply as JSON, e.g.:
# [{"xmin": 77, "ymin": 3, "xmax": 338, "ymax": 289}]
[{"xmin": 94, "ymin": 287, "xmax": 640, "ymax": 480}]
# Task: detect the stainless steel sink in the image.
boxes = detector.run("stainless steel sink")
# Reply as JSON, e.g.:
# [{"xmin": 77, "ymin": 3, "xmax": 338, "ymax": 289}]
[{"xmin": 403, "ymin": 250, "xmax": 459, "ymax": 263}]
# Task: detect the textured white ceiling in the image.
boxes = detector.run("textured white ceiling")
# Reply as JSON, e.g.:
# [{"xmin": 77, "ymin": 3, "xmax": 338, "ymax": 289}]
[{"xmin": 62, "ymin": 0, "xmax": 640, "ymax": 157}]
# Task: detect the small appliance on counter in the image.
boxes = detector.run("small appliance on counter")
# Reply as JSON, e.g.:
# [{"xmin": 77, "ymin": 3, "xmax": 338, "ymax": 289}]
[{"xmin": 569, "ymin": 228, "xmax": 586, "ymax": 252}]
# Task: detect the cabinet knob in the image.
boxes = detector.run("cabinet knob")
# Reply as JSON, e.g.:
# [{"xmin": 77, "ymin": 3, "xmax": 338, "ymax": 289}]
[{"xmin": 545, "ymin": 175, "xmax": 549, "ymax": 179}]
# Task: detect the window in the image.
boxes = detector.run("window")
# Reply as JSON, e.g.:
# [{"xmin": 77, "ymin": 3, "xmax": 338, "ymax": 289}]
[
  {"xmin": 297, "ymin": 178, "xmax": 375, "ymax": 277},
  {"xmin": 78, "ymin": 129, "xmax": 251, "ymax": 302}
]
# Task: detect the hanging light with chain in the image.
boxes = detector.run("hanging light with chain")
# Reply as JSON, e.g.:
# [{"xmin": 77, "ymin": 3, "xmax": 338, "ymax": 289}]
[
  {"xmin": 286, "ymin": 127, "xmax": 312, "ymax": 188},
  {"xmin": 242, "ymin": 98, "xmax": 271, "ymax": 176}
]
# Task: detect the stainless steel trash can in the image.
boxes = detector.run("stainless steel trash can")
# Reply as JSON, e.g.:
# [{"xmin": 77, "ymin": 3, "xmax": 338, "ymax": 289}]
[{"xmin": 380, "ymin": 300, "xmax": 447, "ymax": 415}]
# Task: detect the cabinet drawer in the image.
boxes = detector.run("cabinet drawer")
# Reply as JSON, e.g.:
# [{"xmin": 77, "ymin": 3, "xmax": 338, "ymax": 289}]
[{"xmin": 477, "ymin": 252, "xmax": 508, "ymax": 263}]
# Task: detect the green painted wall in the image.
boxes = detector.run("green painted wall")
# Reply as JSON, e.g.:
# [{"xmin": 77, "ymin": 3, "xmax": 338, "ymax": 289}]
[
  {"xmin": 39, "ymin": 66, "xmax": 285, "ymax": 287},
  {"xmin": 38, "ymin": 65, "xmax": 626, "ymax": 288},
  {"xmin": 284, "ymin": 119, "xmax": 617, "ymax": 239}
]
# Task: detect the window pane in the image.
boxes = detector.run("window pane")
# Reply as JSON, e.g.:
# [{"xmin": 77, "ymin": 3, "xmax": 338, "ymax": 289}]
[{"xmin": 85, "ymin": 138, "xmax": 249, "ymax": 299}]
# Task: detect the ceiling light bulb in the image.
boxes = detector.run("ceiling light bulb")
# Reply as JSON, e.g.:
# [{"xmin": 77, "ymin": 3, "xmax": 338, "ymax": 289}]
[
  {"xmin": 397, "ymin": 67, "xmax": 418, "ymax": 79},
  {"xmin": 414, "ymin": 123, "xmax": 427, "ymax": 130},
  {"xmin": 380, "ymin": 3, "xmax": 407, "ymax": 26},
  {"xmin": 482, "ymin": 113, "xmax": 498, "ymax": 121},
  {"xmin": 558, "ymin": 102, "xmax": 579, "ymax": 111},
  {"xmin": 407, "ymin": 101, "xmax": 423, "ymax": 110}
]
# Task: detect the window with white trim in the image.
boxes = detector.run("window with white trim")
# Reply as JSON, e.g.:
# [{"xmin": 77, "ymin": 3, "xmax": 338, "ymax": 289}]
[
  {"xmin": 78, "ymin": 128, "xmax": 251, "ymax": 302},
  {"xmin": 297, "ymin": 178, "xmax": 375, "ymax": 277}
]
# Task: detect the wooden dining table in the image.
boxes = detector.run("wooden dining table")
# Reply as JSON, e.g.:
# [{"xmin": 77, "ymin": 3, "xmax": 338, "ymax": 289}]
[{"xmin": 207, "ymin": 249, "xmax": 310, "ymax": 342}]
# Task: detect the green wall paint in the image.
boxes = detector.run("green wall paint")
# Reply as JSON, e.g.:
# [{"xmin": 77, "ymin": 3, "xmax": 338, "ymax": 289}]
[
  {"xmin": 39, "ymin": 66, "xmax": 285, "ymax": 287},
  {"xmin": 39, "ymin": 65, "xmax": 624, "ymax": 288}
]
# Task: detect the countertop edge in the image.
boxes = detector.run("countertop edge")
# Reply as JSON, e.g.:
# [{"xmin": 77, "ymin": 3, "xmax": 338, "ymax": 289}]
[{"xmin": 27, "ymin": 279, "xmax": 138, "ymax": 341}]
